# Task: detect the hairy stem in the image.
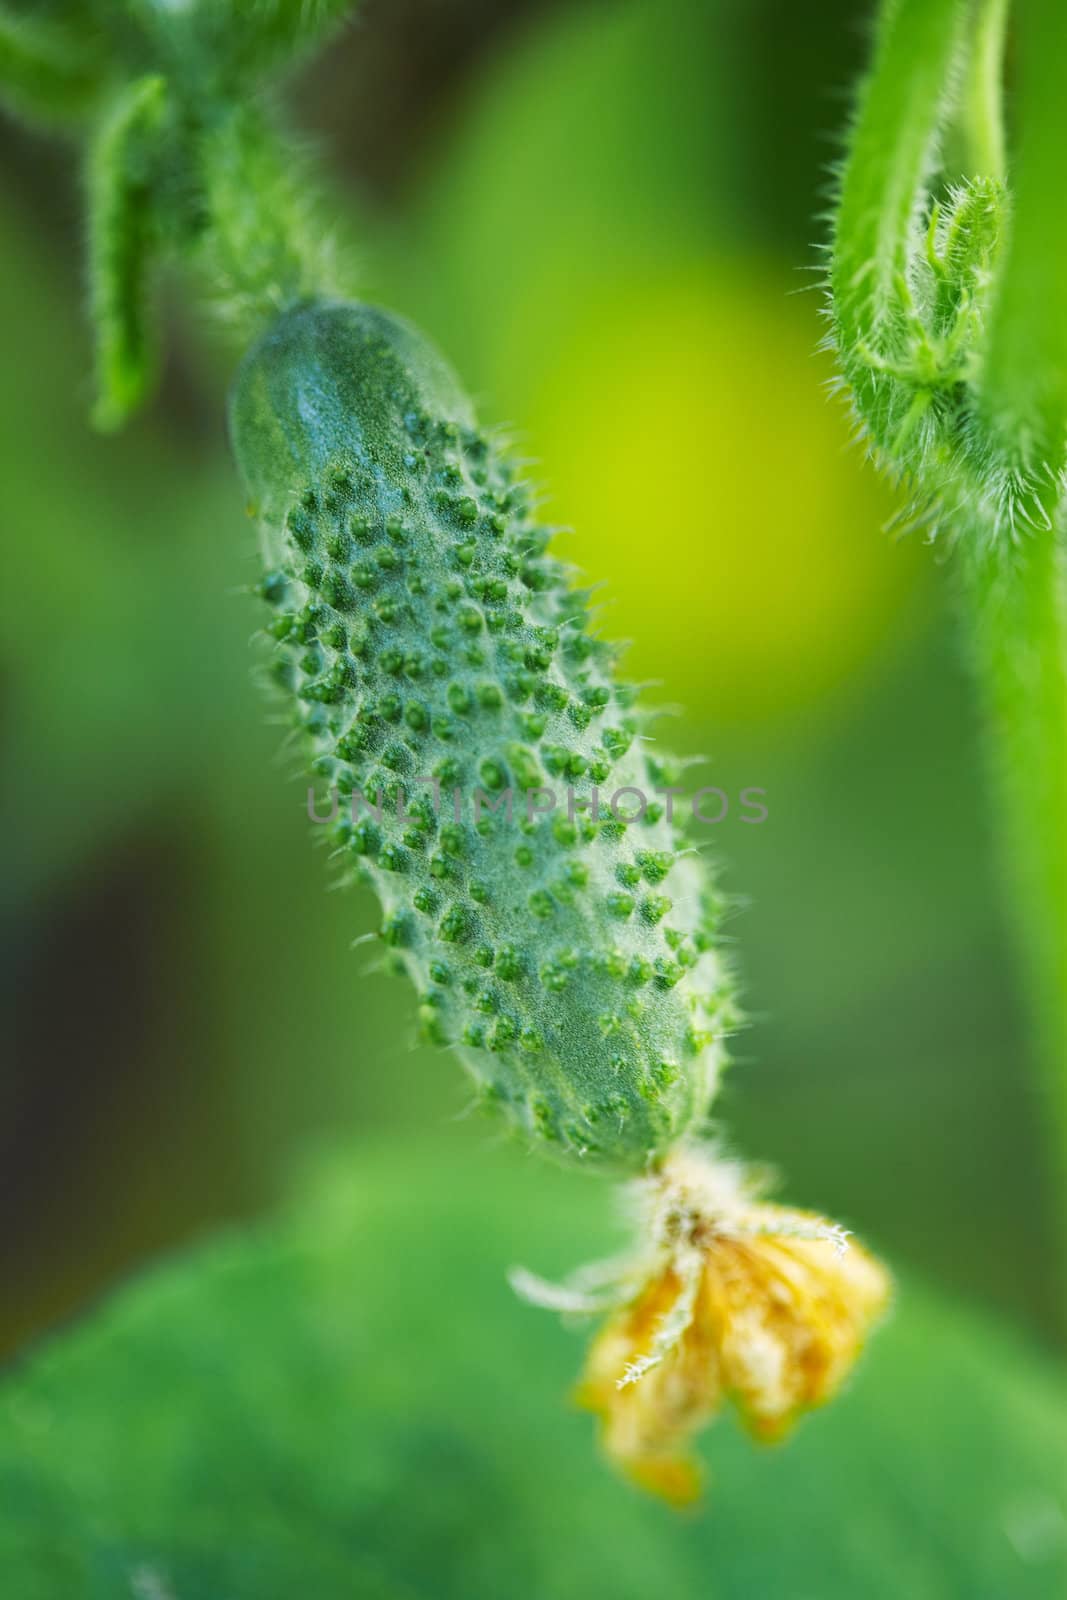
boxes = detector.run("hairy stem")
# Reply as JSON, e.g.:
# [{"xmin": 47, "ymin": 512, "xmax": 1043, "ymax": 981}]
[
  {"xmin": 189, "ymin": 100, "xmax": 348, "ymax": 339},
  {"xmin": 962, "ymin": 0, "xmax": 1067, "ymax": 1241},
  {"xmin": 956, "ymin": 0, "xmax": 1009, "ymax": 183},
  {"xmin": 961, "ymin": 533, "xmax": 1067, "ymax": 1240}
]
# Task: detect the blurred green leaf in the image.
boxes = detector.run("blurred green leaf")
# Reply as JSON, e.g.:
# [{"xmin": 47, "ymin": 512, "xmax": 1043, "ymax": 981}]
[{"xmin": 1, "ymin": 1139, "xmax": 1064, "ymax": 1597}]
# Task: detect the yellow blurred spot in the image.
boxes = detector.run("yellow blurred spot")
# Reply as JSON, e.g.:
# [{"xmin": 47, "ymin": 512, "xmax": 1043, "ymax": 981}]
[{"xmin": 522, "ymin": 263, "xmax": 925, "ymax": 723}]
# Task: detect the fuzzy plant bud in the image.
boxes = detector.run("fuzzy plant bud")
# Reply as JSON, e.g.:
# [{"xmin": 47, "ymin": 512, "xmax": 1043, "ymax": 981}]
[{"xmin": 229, "ymin": 299, "xmax": 736, "ymax": 1168}]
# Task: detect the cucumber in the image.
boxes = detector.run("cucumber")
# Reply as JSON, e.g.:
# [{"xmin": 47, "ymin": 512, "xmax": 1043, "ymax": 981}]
[{"xmin": 230, "ymin": 299, "xmax": 736, "ymax": 1167}]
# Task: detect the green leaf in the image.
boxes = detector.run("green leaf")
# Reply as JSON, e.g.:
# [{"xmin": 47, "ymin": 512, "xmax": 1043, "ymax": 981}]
[{"xmin": 1, "ymin": 1139, "xmax": 1065, "ymax": 1597}]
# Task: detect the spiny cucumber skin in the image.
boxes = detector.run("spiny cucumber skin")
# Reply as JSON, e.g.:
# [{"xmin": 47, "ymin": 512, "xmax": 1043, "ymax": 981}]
[{"xmin": 230, "ymin": 300, "xmax": 735, "ymax": 1169}]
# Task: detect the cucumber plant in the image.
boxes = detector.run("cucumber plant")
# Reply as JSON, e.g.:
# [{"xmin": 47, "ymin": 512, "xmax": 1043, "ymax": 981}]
[{"xmin": 0, "ymin": 0, "xmax": 898, "ymax": 1499}]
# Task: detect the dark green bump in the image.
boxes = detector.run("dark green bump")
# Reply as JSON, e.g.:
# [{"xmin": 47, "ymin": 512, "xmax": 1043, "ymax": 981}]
[
  {"xmin": 380, "ymin": 911, "xmax": 410, "ymax": 947},
  {"xmin": 287, "ymin": 509, "xmax": 315, "ymax": 552},
  {"xmin": 630, "ymin": 947, "xmax": 655, "ymax": 985},
  {"xmin": 605, "ymin": 891, "xmax": 635, "ymax": 919},
  {"xmin": 597, "ymin": 948, "xmax": 626, "ymax": 980},
  {"xmin": 439, "ymin": 904, "xmax": 472, "ymax": 943},
  {"xmin": 539, "ymin": 684, "xmax": 569, "ymax": 715},
  {"xmin": 438, "ymin": 823, "xmax": 465, "ymax": 856},
  {"xmin": 637, "ymin": 849, "xmax": 673, "ymax": 884},
  {"xmin": 641, "ymin": 895, "xmax": 672, "ymax": 925},
  {"xmin": 490, "ymin": 1016, "xmax": 518, "ymax": 1051},
  {"xmin": 540, "ymin": 959, "xmax": 569, "ymax": 993},
  {"xmin": 514, "ymin": 844, "xmax": 534, "ymax": 868},
  {"xmin": 418, "ymin": 1005, "xmax": 449, "ymax": 1046},
  {"xmin": 495, "ymin": 945, "xmax": 523, "ymax": 981},
  {"xmin": 479, "ymin": 758, "xmax": 508, "ymax": 792}
]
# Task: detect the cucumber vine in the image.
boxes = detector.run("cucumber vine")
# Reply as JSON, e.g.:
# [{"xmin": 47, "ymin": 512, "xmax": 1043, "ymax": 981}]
[{"xmin": 828, "ymin": 0, "xmax": 1067, "ymax": 1257}]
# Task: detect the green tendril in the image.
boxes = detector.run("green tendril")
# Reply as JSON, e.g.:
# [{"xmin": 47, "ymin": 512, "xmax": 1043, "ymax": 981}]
[
  {"xmin": 1, "ymin": 0, "xmax": 360, "ymax": 424},
  {"xmin": 88, "ymin": 73, "xmax": 168, "ymax": 431}
]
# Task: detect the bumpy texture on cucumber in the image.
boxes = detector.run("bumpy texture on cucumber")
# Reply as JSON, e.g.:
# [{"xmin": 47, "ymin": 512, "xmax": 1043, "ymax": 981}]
[{"xmin": 230, "ymin": 300, "xmax": 736, "ymax": 1167}]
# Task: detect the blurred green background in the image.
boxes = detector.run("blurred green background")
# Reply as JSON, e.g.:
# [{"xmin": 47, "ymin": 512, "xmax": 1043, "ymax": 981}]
[{"xmin": 1, "ymin": 0, "xmax": 1060, "ymax": 1380}]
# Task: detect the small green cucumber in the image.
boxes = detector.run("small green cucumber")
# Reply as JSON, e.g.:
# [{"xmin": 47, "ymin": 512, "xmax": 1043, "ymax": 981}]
[{"xmin": 229, "ymin": 299, "xmax": 735, "ymax": 1167}]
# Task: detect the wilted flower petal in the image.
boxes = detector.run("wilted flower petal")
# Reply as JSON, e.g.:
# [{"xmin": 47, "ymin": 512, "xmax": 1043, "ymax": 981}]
[{"xmin": 571, "ymin": 1147, "xmax": 891, "ymax": 1504}]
